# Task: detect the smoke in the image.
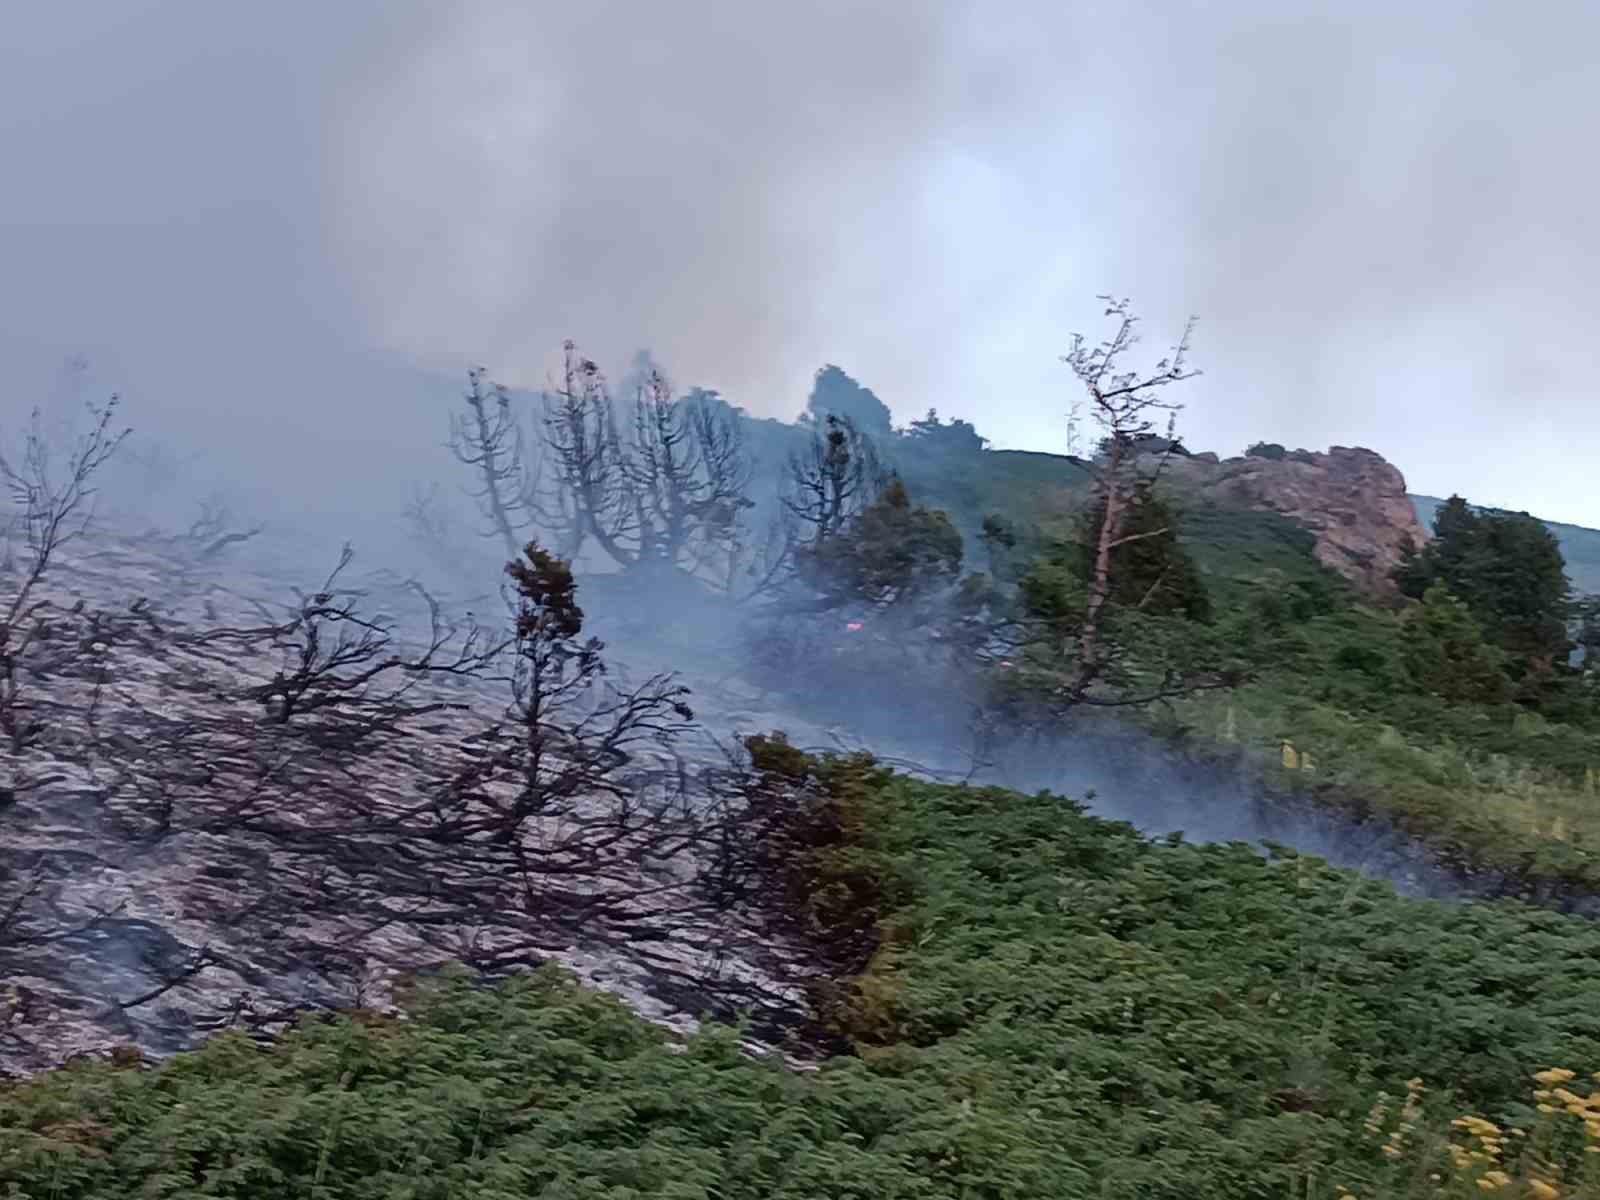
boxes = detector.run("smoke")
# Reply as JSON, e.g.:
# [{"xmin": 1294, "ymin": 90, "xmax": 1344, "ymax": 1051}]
[
  {"xmin": 327, "ymin": 1, "xmax": 1600, "ymax": 522},
  {"xmin": 4, "ymin": 3, "xmax": 1598, "ymax": 526}
]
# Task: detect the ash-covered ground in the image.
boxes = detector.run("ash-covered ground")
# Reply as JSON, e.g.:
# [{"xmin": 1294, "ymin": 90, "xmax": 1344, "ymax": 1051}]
[{"xmin": 0, "ymin": 522, "xmax": 833, "ymax": 1077}]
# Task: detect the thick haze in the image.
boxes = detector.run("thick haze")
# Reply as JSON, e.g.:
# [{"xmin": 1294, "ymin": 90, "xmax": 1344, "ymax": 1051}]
[{"xmin": 4, "ymin": 2, "xmax": 1598, "ymax": 527}]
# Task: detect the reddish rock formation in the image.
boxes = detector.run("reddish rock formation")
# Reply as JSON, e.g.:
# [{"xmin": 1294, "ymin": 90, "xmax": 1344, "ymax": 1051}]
[{"xmin": 1163, "ymin": 446, "xmax": 1430, "ymax": 598}]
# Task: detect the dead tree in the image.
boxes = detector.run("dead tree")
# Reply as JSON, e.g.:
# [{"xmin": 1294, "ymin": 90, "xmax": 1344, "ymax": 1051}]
[
  {"xmin": 626, "ymin": 370, "xmax": 756, "ymax": 580},
  {"xmin": 181, "ymin": 494, "xmax": 263, "ymax": 561},
  {"xmin": 402, "ymin": 481, "xmax": 479, "ymax": 575},
  {"xmin": 72, "ymin": 540, "xmax": 793, "ymax": 1045},
  {"xmin": 448, "ymin": 367, "xmax": 543, "ymax": 563},
  {"xmin": 536, "ymin": 343, "xmax": 763, "ymax": 594},
  {"xmin": 0, "ymin": 396, "xmax": 135, "ymax": 1068},
  {"xmin": 0, "ymin": 394, "xmax": 128, "ymax": 792},
  {"xmin": 534, "ymin": 345, "xmax": 634, "ymax": 566},
  {"xmin": 900, "ymin": 298, "xmax": 1242, "ymax": 776},
  {"xmin": 1060, "ymin": 297, "xmax": 1198, "ymax": 700},
  {"xmin": 781, "ymin": 414, "xmax": 887, "ymax": 551},
  {"xmin": 448, "ymin": 346, "xmax": 772, "ymax": 602}
]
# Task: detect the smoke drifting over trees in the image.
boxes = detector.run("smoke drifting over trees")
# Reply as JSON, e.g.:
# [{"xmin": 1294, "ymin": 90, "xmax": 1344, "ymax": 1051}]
[{"xmin": 5, "ymin": 4, "xmax": 1600, "ymax": 527}]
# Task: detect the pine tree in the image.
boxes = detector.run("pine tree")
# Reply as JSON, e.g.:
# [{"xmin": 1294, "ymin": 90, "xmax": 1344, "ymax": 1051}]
[
  {"xmin": 1396, "ymin": 495, "xmax": 1571, "ymax": 671},
  {"xmin": 1400, "ymin": 583, "xmax": 1511, "ymax": 704}
]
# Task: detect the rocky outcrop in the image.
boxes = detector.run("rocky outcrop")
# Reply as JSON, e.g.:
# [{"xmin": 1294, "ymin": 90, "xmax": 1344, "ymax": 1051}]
[{"xmin": 1163, "ymin": 446, "xmax": 1430, "ymax": 598}]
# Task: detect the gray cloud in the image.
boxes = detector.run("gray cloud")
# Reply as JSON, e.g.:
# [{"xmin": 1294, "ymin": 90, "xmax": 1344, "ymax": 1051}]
[{"xmin": 3, "ymin": 2, "xmax": 1597, "ymax": 526}]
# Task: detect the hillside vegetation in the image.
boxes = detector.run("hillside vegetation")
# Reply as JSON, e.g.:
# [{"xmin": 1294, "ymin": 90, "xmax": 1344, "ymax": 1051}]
[
  {"xmin": 1158, "ymin": 491, "xmax": 1600, "ymax": 900},
  {"xmin": 881, "ymin": 407, "xmax": 1600, "ymax": 902},
  {"xmin": 5, "ymin": 750, "xmax": 1600, "ymax": 1197},
  {"xmin": 8, "ymin": 308, "xmax": 1600, "ymax": 1198},
  {"xmin": 1414, "ymin": 495, "xmax": 1600, "ymax": 598}
]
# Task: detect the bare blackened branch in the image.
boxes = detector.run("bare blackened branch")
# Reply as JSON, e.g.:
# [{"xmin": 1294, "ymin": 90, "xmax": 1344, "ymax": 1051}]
[
  {"xmin": 449, "ymin": 367, "xmax": 541, "ymax": 561},
  {"xmin": 36, "ymin": 536, "xmax": 796, "ymax": 1050},
  {"xmin": 534, "ymin": 342, "xmax": 761, "ymax": 595},
  {"xmin": 0, "ymin": 394, "xmax": 129, "ymax": 777},
  {"xmin": 536, "ymin": 344, "xmax": 635, "ymax": 565},
  {"xmin": 781, "ymin": 414, "xmax": 886, "ymax": 552}
]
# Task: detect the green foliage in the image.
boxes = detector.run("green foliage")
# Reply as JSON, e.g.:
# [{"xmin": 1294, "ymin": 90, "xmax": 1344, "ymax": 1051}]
[
  {"xmin": 1104, "ymin": 482, "xmax": 1212, "ymax": 622},
  {"xmin": 1169, "ymin": 499, "xmax": 1350, "ymax": 619},
  {"xmin": 1020, "ymin": 482, "xmax": 1212, "ymax": 626},
  {"xmin": 981, "ymin": 484, "xmax": 1258, "ymax": 714},
  {"xmin": 799, "ymin": 477, "xmax": 964, "ymax": 612},
  {"xmin": 769, "ymin": 418, "xmax": 1600, "ymax": 900},
  {"xmin": 740, "ymin": 735, "xmax": 910, "ymax": 1038},
  {"xmin": 14, "ymin": 761, "xmax": 1600, "ymax": 1197},
  {"xmin": 1398, "ymin": 495, "xmax": 1573, "ymax": 670},
  {"xmin": 1400, "ymin": 584, "xmax": 1512, "ymax": 705},
  {"xmin": 1415, "ymin": 494, "xmax": 1600, "ymax": 599},
  {"xmin": 1169, "ymin": 622, "xmax": 1600, "ymax": 896},
  {"xmin": 906, "ymin": 448, "xmax": 1093, "ymax": 547},
  {"xmin": 1245, "ymin": 441, "xmax": 1288, "ymax": 460}
]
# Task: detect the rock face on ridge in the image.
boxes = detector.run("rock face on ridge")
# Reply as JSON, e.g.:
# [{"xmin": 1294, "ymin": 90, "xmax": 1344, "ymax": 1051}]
[{"xmin": 1162, "ymin": 446, "xmax": 1430, "ymax": 598}]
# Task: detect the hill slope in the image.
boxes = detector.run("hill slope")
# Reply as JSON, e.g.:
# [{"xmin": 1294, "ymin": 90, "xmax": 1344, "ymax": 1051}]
[{"xmin": 6, "ymin": 756, "xmax": 1600, "ymax": 1197}]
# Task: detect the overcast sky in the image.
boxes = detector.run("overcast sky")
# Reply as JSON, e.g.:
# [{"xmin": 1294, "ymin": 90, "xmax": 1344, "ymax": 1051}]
[{"xmin": 4, "ymin": 2, "xmax": 1598, "ymax": 528}]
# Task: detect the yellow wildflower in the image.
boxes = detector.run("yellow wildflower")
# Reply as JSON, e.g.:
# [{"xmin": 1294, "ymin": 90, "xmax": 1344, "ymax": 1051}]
[
  {"xmin": 1526, "ymin": 1180, "xmax": 1559, "ymax": 1200},
  {"xmin": 1534, "ymin": 1069, "xmax": 1577, "ymax": 1086}
]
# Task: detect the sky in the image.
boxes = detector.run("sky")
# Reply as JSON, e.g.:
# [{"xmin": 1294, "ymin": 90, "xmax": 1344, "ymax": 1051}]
[{"xmin": 3, "ymin": 1, "xmax": 1598, "ymax": 528}]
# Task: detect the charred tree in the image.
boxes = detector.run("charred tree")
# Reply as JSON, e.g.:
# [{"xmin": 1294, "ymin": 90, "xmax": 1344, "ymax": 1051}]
[
  {"xmin": 0, "ymin": 395, "xmax": 136, "ymax": 1066},
  {"xmin": 448, "ymin": 367, "xmax": 541, "ymax": 562},
  {"xmin": 57, "ymin": 538, "xmax": 795, "ymax": 1049},
  {"xmin": 0, "ymin": 394, "xmax": 128, "ymax": 791},
  {"xmin": 536, "ymin": 342, "xmax": 763, "ymax": 596},
  {"xmin": 781, "ymin": 414, "xmax": 886, "ymax": 552},
  {"xmin": 534, "ymin": 344, "xmax": 637, "ymax": 568},
  {"xmin": 623, "ymin": 365, "xmax": 756, "ymax": 582}
]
